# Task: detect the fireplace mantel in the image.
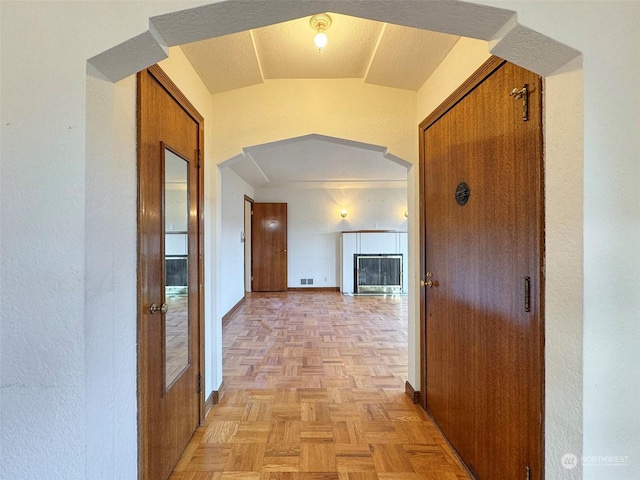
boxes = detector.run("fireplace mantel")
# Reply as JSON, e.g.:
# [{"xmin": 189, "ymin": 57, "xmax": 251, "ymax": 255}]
[{"xmin": 340, "ymin": 231, "xmax": 408, "ymax": 295}]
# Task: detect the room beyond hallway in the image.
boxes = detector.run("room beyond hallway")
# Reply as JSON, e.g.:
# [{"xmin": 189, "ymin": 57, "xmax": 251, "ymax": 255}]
[{"xmin": 169, "ymin": 292, "xmax": 470, "ymax": 479}]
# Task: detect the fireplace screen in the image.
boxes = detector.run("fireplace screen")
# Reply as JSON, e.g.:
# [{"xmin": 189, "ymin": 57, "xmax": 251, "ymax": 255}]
[
  {"xmin": 166, "ymin": 256, "xmax": 188, "ymax": 296},
  {"xmin": 355, "ymin": 254, "xmax": 403, "ymax": 294}
]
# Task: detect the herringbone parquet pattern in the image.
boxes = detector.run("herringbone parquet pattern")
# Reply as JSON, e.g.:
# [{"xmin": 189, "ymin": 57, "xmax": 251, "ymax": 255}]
[{"xmin": 170, "ymin": 292, "xmax": 470, "ymax": 480}]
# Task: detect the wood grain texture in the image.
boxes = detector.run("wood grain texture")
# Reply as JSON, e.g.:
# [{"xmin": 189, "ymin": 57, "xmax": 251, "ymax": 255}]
[
  {"xmin": 169, "ymin": 293, "xmax": 470, "ymax": 480},
  {"xmin": 252, "ymin": 203, "xmax": 288, "ymax": 292},
  {"xmin": 404, "ymin": 381, "xmax": 420, "ymax": 405},
  {"xmin": 138, "ymin": 65, "xmax": 204, "ymax": 480},
  {"xmin": 420, "ymin": 59, "xmax": 544, "ymax": 479}
]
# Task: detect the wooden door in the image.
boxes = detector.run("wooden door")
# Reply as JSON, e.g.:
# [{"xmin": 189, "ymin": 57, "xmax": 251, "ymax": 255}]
[
  {"xmin": 252, "ymin": 203, "xmax": 288, "ymax": 291},
  {"xmin": 419, "ymin": 58, "xmax": 544, "ymax": 480},
  {"xmin": 138, "ymin": 65, "xmax": 204, "ymax": 480}
]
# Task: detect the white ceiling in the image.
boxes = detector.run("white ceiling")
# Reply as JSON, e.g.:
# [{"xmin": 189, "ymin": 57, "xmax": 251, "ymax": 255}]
[
  {"xmin": 181, "ymin": 12, "xmax": 459, "ymax": 94},
  {"xmin": 222, "ymin": 135, "xmax": 409, "ymax": 190},
  {"xmin": 181, "ymin": 13, "xmax": 460, "ymax": 189}
]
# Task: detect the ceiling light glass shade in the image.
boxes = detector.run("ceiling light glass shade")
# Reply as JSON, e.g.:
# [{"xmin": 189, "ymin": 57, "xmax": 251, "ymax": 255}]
[{"xmin": 314, "ymin": 32, "xmax": 328, "ymax": 49}]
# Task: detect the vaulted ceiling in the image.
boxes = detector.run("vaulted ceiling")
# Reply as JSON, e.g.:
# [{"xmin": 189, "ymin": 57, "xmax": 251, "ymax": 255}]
[
  {"xmin": 181, "ymin": 12, "xmax": 460, "ymax": 94},
  {"xmin": 181, "ymin": 13, "xmax": 461, "ymax": 188}
]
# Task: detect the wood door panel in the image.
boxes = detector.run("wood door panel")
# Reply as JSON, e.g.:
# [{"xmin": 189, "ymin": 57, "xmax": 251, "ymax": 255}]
[
  {"xmin": 252, "ymin": 203, "xmax": 288, "ymax": 292},
  {"xmin": 421, "ymin": 59, "xmax": 543, "ymax": 480},
  {"xmin": 138, "ymin": 66, "xmax": 203, "ymax": 480}
]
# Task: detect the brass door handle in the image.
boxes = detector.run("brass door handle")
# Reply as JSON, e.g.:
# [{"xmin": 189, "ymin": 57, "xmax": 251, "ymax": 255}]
[
  {"xmin": 149, "ymin": 303, "xmax": 168, "ymax": 314},
  {"xmin": 420, "ymin": 280, "xmax": 434, "ymax": 288}
]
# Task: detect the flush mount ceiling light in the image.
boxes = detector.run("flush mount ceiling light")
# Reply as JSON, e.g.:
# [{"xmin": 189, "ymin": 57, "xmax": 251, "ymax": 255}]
[
  {"xmin": 310, "ymin": 13, "xmax": 332, "ymax": 51},
  {"xmin": 340, "ymin": 208, "xmax": 348, "ymax": 218}
]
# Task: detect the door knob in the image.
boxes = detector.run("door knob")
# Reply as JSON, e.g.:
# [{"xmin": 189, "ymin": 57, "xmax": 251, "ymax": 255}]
[
  {"xmin": 421, "ymin": 272, "xmax": 435, "ymax": 288},
  {"xmin": 149, "ymin": 303, "xmax": 168, "ymax": 314}
]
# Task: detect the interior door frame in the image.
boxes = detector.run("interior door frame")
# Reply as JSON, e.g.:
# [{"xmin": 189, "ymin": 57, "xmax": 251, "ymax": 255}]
[
  {"xmin": 418, "ymin": 55, "xmax": 545, "ymax": 473},
  {"xmin": 137, "ymin": 64, "xmax": 206, "ymax": 478}
]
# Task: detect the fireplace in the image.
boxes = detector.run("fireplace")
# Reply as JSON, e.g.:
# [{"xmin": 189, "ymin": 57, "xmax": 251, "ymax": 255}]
[
  {"xmin": 166, "ymin": 256, "xmax": 188, "ymax": 296},
  {"xmin": 354, "ymin": 254, "xmax": 403, "ymax": 294}
]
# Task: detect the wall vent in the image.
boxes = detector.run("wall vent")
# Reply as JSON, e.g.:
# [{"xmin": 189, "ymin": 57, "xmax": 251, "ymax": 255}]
[
  {"xmin": 300, "ymin": 279, "xmax": 307, "ymax": 285},
  {"xmin": 307, "ymin": 278, "xmax": 314, "ymax": 285}
]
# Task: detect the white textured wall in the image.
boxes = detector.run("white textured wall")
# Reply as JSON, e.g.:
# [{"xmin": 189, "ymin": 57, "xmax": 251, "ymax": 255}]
[
  {"xmin": 541, "ymin": 58, "xmax": 585, "ymax": 480},
  {"xmin": 220, "ymin": 168, "xmax": 254, "ymax": 314},
  {"xmin": 85, "ymin": 70, "xmax": 139, "ymax": 480},
  {"xmin": 416, "ymin": 37, "xmax": 492, "ymax": 122},
  {"xmin": 255, "ymin": 187, "xmax": 408, "ymax": 289},
  {"xmin": 2, "ymin": 1, "xmax": 639, "ymax": 479},
  {"xmin": 211, "ymin": 79, "xmax": 418, "ymax": 165}
]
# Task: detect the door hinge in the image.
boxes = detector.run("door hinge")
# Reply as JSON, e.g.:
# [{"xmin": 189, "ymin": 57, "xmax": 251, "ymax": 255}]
[
  {"xmin": 510, "ymin": 84, "xmax": 529, "ymax": 121},
  {"xmin": 251, "ymin": 276, "xmax": 254, "ymax": 282},
  {"xmin": 524, "ymin": 276, "xmax": 531, "ymax": 312},
  {"xmin": 197, "ymin": 373, "xmax": 202, "ymax": 394},
  {"xmin": 525, "ymin": 465, "xmax": 531, "ymax": 480},
  {"xmin": 197, "ymin": 149, "xmax": 202, "ymax": 169}
]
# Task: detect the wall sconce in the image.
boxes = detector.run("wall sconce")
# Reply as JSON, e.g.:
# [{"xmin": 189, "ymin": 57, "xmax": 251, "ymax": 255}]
[
  {"xmin": 310, "ymin": 14, "xmax": 332, "ymax": 51},
  {"xmin": 404, "ymin": 210, "xmax": 409, "ymax": 218},
  {"xmin": 340, "ymin": 209, "xmax": 348, "ymax": 218}
]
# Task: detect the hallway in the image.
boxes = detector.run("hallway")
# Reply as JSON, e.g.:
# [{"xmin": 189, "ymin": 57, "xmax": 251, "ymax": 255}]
[{"xmin": 169, "ymin": 292, "xmax": 470, "ymax": 480}]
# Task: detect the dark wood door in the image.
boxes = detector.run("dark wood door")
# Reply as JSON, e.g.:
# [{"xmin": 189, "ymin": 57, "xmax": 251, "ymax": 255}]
[
  {"xmin": 138, "ymin": 65, "xmax": 204, "ymax": 480},
  {"xmin": 252, "ymin": 203, "xmax": 288, "ymax": 292},
  {"xmin": 420, "ymin": 58, "xmax": 543, "ymax": 480}
]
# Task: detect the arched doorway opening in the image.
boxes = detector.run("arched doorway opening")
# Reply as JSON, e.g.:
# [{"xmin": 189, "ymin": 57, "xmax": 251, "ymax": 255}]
[{"xmin": 85, "ymin": 2, "xmax": 584, "ymax": 477}]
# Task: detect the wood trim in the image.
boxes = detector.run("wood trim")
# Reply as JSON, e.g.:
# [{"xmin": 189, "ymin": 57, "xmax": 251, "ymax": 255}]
[
  {"xmin": 197, "ymin": 118, "xmax": 206, "ymax": 424},
  {"xmin": 148, "ymin": 65, "xmax": 204, "ymax": 123},
  {"xmin": 287, "ymin": 287, "xmax": 340, "ymax": 292},
  {"xmin": 244, "ymin": 195, "xmax": 254, "ymax": 203},
  {"xmin": 222, "ymin": 296, "xmax": 245, "ymax": 325},
  {"xmin": 419, "ymin": 56, "xmax": 506, "ymax": 132},
  {"xmin": 404, "ymin": 381, "xmax": 421, "ymax": 405},
  {"xmin": 204, "ymin": 389, "xmax": 219, "ymax": 417}
]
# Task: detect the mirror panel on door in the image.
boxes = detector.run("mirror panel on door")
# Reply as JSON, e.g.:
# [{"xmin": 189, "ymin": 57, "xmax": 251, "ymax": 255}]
[{"xmin": 164, "ymin": 147, "xmax": 190, "ymax": 389}]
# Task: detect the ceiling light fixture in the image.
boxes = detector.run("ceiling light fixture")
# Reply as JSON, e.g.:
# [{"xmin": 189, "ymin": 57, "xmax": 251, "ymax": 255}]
[
  {"xmin": 310, "ymin": 14, "xmax": 332, "ymax": 52},
  {"xmin": 340, "ymin": 209, "xmax": 348, "ymax": 218}
]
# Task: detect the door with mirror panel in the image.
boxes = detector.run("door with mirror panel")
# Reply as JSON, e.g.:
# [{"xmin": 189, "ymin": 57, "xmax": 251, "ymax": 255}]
[{"xmin": 138, "ymin": 66, "xmax": 203, "ymax": 480}]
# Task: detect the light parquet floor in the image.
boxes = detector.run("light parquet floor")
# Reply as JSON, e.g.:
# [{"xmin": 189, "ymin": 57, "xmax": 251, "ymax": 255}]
[{"xmin": 170, "ymin": 292, "xmax": 470, "ymax": 480}]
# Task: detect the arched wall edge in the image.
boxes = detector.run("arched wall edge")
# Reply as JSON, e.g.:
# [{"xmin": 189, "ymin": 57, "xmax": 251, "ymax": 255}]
[{"xmin": 84, "ymin": 2, "xmax": 585, "ymax": 479}]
